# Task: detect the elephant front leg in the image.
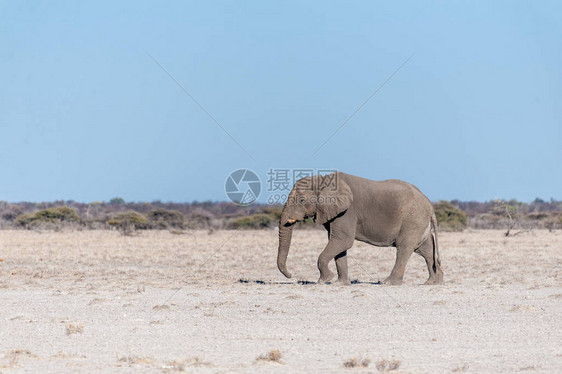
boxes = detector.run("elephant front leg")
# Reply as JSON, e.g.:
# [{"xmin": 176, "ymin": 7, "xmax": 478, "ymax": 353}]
[
  {"xmin": 317, "ymin": 239, "xmax": 353, "ymax": 284},
  {"xmin": 335, "ymin": 250, "xmax": 351, "ymax": 285},
  {"xmin": 317, "ymin": 247, "xmax": 335, "ymax": 284}
]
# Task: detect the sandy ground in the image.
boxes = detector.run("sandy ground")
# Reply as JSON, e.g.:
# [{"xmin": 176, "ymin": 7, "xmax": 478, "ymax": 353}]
[{"xmin": 0, "ymin": 228, "xmax": 561, "ymax": 373}]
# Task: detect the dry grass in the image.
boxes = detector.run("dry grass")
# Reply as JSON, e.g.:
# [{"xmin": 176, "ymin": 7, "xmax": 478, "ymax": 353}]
[
  {"xmin": 162, "ymin": 359, "xmax": 186, "ymax": 371},
  {"xmin": 65, "ymin": 322, "xmax": 84, "ymax": 336},
  {"xmin": 51, "ymin": 351, "xmax": 86, "ymax": 359},
  {"xmin": 0, "ymin": 229, "xmax": 560, "ymax": 373},
  {"xmin": 343, "ymin": 356, "xmax": 371, "ymax": 368},
  {"xmin": 376, "ymin": 359, "xmax": 401, "ymax": 371},
  {"xmin": 117, "ymin": 355, "xmax": 156, "ymax": 366},
  {"xmin": 116, "ymin": 355, "xmax": 211, "ymax": 371},
  {"xmin": 256, "ymin": 349, "xmax": 283, "ymax": 363},
  {"xmin": 0, "ymin": 229, "xmax": 560, "ymax": 289},
  {"xmin": 186, "ymin": 357, "xmax": 212, "ymax": 367},
  {"xmin": 452, "ymin": 364, "xmax": 470, "ymax": 372},
  {"xmin": 1, "ymin": 349, "xmax": 35, "ymax": 368}
]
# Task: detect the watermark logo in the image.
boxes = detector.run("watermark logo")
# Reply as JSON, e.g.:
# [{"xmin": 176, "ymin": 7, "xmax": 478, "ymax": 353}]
[
  {"xmin": 226, "ymin": 168, "xmax": 337, "ymax": 205},
  {"xmin": 225, "ymin": 169, "xmax": 261, "ymax": 205},
  {"xmin": 266, "ymin": 168, "xmax": 337, "ymax": 204}
]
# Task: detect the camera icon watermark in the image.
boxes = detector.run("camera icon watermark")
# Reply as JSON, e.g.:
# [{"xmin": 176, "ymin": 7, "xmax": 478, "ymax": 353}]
[{"xmin": 225, "ymin": 169, "xmax": 261, "ymax": 205}]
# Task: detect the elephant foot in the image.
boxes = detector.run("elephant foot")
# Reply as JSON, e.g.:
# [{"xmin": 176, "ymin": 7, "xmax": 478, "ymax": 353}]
[
  {"xmin": 382, "ymin": 276, "xmax": 403, "ymax": 286},
  {"xmin": 424, "ymin": 276, "xmax": 444, "ymax": 285},
  {"xmin": 335, "ymin": 277, "xmax": 351, "ymax": 286},
  {"xmin": 317, "ymin": 271, "xmax": 335, "ymax": 284}
]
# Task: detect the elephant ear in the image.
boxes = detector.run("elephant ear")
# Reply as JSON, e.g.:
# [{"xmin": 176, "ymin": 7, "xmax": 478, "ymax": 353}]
[{"xmin": 315, "ymin": 174, "xmax": 353, "ymax": 224}]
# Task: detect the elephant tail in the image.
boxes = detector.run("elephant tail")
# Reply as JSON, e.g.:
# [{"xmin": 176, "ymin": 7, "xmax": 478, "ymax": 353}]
[{"xmin": 430, "ymin": 214, "xmax": 441, "ymax": 271}]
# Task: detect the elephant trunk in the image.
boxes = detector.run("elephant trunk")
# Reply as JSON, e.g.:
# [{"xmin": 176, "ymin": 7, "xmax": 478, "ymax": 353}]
[{"xmin": 277, "ymin": 213, "xmax": 294, "ymax": 279}]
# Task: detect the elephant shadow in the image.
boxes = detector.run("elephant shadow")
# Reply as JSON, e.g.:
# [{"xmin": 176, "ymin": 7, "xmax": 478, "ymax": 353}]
[
  {"xmin": 237, "ymin": 278, "xmax": 382, "ymax": 286},
  {"xmin": 351, "ymin": 279, "xmax": 382, "ymax": 285}
]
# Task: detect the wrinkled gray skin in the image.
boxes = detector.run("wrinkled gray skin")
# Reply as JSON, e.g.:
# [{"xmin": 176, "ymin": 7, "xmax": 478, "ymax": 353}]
[{"xmin": 277, "ymin": 172, "xmax": 443, "ymax": 285}]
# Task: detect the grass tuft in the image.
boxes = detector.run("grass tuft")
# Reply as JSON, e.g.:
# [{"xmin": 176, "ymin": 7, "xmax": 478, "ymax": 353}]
[
  {"xmin": 375, "ymin": 359, "xmax": 401, "ymax": 371},
  {"xmin": 343, "ymin": 356, "xmax": 371, "ymax": 368},
  {"xmin": 65, "ymin": 322, "xmax": 84, "ymax": 336},
  {"xmin": 256, "ymin": 349, "xmax": 283, "ymax": 363}
]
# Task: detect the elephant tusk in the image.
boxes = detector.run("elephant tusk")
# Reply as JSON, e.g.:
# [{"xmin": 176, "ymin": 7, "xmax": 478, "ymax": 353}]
[{"xmin": 287, "ymin": 218, "xmax": 297, "ymax": 224}]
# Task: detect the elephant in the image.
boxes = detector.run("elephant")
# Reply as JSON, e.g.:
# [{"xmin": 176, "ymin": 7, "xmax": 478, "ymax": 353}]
[{"xmin": 276, "ymin": 172, "xmax": 443, "ymax": 285}]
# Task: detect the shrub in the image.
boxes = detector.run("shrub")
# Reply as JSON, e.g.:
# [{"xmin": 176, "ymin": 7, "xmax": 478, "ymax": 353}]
[
  {"xmin": 545, "ymin": 213, "xmax": 562, "ymax": 232},
  {"xmin": 434, "ymin": 201, "xmax": 468, "ymax": 232},
  {"xmin": 228, "ymin": 214, "xmax": 273, "ymax": 229},
  {"xmin": 261, "ymin": 206, "xmax": 283, "ymax": 221},
  {"xmin": 491, "ymin": 200, "xmax": 527, "ymax": 236},
  {"xmin": 527, "ymin": 212, "xmax": 549, "ymax": 220},
  {"xmin": 34, "ymin": 206, "xmax": 80, "ymax": 222},
  {"xmin": 1, "ymin": 204, "xmax": 24, "ymax": 222},
  {"xmin": 15, "ymin": 206, "xmax": 80, "ymax": 229},
  {"xmin": 108, "ymin": 211, "xmax": 147, "ymax": 235},
  {"xmin": 146, "ymin": 209, "xmax": 184, "ymax": 229},
  {"xmin": 15, "ymin": 214, "xmax": 35, "ymax": 228},
  {"xmin": 109, "ymin": 197, "xmax": 125, "ymax": 205},
  {"xmin": 185, "ymin": 209, "xmax": 213, "ymax": 229}
]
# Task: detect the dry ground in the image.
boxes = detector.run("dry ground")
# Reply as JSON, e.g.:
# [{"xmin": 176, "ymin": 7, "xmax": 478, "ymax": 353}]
[{"xmin": 0, "ymin": 229, "xmax": 561, "ymax": 373}]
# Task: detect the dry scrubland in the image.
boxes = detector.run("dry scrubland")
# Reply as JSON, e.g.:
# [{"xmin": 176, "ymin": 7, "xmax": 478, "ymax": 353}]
[{"xmin": 0, "ymin": 229, "xmax": 561, "ymax": 373}]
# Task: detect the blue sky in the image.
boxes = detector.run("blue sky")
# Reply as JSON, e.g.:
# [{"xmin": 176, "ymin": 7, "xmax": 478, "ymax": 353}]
[{"xmin": 1, "ymin": 1, "xmax": 560, "ymax": 203}]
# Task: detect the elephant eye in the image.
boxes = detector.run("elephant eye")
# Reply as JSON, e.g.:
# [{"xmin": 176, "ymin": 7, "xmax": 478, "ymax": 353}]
[{"xmin": 299, "ymin": 197, "xmax": 305, "ymax": 204}]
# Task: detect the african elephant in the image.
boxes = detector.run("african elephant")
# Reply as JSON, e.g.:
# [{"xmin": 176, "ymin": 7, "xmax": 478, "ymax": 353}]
[{"xmin": 277, "ymin": 172, "xmax": 443, "ymax": 285}]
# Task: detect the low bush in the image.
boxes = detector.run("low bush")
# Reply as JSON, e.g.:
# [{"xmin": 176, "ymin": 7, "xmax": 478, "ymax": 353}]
[
  {"xmin": 545, "ymin": 214, "xmax": 562, "ymax": 232},
  {"xmin": 1, "ymin": 204, "xmax": 24, "ymax": 222},
  {"xmin": 260, "ymin": 206, "xmax": 283, "ymax": 221},
  {"xmin": 434, "ymin": 201, "xmax": 468, "ymax": 232},
  {"xmin": 527, "ymin": 212, "xmax": 549, "ymax": 220},
  {"xmin": 1, "ymin": 199, "xmax": 561, "ymax": 232},
  {"xmin": 108, "ymin": 211, "xmax": 147, "ymax": 235},
  {"xmin": 228, "ymin": 214, "xmax": 273, "ymax": 229},
  {"xmin": 15, "ymin": 206, "xmax": 80, "ymax": 230},
  {"xmin": 34, "ymin": 206, "xmax": 80, "ymax": 222},
  {"xmin": 146, "ymin": 209, "xmax": 185, "ymax": 229},
  {"xmin": 185, "ymin": 209, "xmax": 214, "ymax": 229},
  {"xmin": 109, "ymin": 197, "xmax": 125, "ymax": 205}
]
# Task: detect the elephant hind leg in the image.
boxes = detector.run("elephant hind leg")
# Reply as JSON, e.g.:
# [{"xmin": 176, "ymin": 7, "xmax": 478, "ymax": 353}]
[
  {"xmin": 383, "ymin": 245, "xmax": 414, "ymax": 285},
  {"xmin": 414, "ymin": 236, "xmax": 443, "ymax": 285}
]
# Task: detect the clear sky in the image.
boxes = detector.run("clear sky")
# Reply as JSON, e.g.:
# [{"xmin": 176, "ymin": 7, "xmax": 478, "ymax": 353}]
[{"xmin": 1, "ymin": 1, "xmax": 560, "ymax": 203}]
